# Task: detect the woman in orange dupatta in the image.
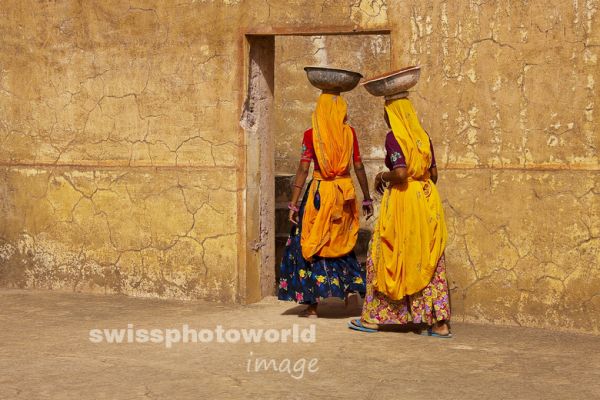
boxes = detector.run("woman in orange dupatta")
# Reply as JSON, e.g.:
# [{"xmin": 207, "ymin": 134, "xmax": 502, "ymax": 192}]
[
  {"xmin": 348, "ymin": 97, "xmax": 452, "ymax": 337},
  {"xmin": 277, "ymin": 93, "xmax": 374, "ymax": 318}
]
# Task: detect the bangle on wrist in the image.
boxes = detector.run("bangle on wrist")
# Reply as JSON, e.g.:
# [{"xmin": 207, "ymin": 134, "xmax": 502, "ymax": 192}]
[
  {"xmin": 288, "ymin": 202, "xmax": 299, "ymax": 212},
  {"xmin": 362, "ymin": 199, "xmax": 373, "ymax": 206},
  {"xmin": 380, "ymin": 172, "xmax": 389, "ymax": 185}
]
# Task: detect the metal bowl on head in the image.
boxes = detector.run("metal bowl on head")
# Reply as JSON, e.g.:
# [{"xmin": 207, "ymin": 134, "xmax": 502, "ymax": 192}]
[
  {"xmin": 304, "ymin": 66, "xmax": 363, "ymax": 93},
  {"xmin": 362, "ymin": 66, "xmax": 421, "ymax": 98}
]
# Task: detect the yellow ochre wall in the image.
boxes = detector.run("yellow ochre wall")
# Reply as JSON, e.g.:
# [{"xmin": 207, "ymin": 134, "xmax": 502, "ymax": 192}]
[{"xmin": 0, "ymin": 1, "xmax": 598, "ymax": 332}]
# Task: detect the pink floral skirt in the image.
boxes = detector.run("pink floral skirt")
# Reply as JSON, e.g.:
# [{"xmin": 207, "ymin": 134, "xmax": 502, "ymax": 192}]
[{"xmin": 361, "ymin": 252, "xmax": 451, "ymax": 325}]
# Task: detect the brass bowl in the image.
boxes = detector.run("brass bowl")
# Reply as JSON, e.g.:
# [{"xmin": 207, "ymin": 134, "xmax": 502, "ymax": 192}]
[
  {"xmin": 304, "ymin": 66, "xmax": 363, "ymax": 93},
  {"xmin": 362, "ymin": 66, "xmax": 421, "ymax": 97}
]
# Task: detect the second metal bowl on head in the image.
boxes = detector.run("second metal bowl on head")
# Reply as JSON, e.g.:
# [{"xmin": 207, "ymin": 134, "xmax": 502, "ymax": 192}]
[
  {"xmin": 304, "ymin": 66, "xmax": 363, "ymax": 93},
  {"xmin": 361, "ymin": 66, "xmax": 421, "ymax": 97}
]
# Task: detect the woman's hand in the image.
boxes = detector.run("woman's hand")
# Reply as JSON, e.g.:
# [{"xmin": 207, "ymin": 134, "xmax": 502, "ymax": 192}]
[
  {"xmin": 289, "ymin": 209, "xmax": 299, "ymax": 225},
  {"xmin": 374, "ymin": 172, "xmax": 388, "ymax": 195},
  {"xmin": 362, "ymin": 202, "xmax": 374, "ymax": 220}
]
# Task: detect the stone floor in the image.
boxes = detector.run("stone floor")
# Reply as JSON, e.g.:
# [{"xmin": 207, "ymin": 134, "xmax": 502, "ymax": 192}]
[{"xmin": 1, "ymin": 289, "xmax": 599, "ymax": 400}]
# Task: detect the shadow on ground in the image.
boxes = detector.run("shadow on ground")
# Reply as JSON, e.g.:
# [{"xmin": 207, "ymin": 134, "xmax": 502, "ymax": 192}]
[{"xmin": 280, "ymin": 296, "xmax": 363, "ymax": 319}]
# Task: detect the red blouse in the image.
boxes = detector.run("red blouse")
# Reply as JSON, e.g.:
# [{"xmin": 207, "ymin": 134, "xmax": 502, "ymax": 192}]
[{"xmin": 300, "ymin": 127, "xmax": 362, "ymax": 171}]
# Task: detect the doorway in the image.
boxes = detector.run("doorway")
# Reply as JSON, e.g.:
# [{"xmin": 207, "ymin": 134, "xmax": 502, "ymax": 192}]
[{"xmin": 241, "ymin": 31, "xmax": 391, "ymax": 302}]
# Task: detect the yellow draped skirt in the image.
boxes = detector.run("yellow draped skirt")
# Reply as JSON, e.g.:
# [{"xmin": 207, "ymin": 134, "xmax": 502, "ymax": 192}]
[
  {"xmin": 371, "ymin": 178, "xmax": 447, "ymax": 300},
  {"xmin": 300, "ymin": 172, "xmax": 359, "ymax": 260}
]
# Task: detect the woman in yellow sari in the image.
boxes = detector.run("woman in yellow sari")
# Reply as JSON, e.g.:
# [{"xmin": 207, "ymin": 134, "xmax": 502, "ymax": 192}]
[
  {"xmin": 278, "ymin": 93, "xmax": 374, "ymax": 318},
  {"xmin": 348, "ymin": 98, "xmax": 451, "ymax": 337}
]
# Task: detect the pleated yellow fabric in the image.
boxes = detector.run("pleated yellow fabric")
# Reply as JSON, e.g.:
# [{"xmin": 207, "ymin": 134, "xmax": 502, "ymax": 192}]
[
  {"xmin": 301, "ymin": 94, "xmax": 358, "ymax": 259},
  {"xmin": 371, "ymin": 98, "xmax": 448, "ymax": 299}
]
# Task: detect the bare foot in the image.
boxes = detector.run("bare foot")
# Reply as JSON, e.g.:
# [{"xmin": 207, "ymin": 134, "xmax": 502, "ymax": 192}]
[
  {"xmin": 344, "ymin": 292, "xmax": 359, "ymax": 308},
  {"xmin": 299, "ymin": 304, "xmax": 318, "ymax": 318},
  {"xmin": 431, "ymin": 321, "xmax": 450, "ymax": 336}
]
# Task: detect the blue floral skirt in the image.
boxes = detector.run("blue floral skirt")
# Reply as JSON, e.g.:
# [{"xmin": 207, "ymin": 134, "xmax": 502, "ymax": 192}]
[{"xmin": 278, "ymin": 180, "xmax": 366, "ymax": 305}]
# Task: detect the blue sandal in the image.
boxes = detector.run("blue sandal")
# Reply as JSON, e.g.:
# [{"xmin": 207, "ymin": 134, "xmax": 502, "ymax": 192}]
[
  {"xmin": 348, "ymin": 318, "xmax": 378, "ymax": 333},
  {"xmin": 421, "ymin": 327, "xmax": 453, "ymax": 339}
]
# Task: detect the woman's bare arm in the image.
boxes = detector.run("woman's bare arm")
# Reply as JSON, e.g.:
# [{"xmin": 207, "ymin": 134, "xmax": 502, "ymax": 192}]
[
  {"xmin": 353, "ymin": 162, "xmax": 371, "ymax": 201},
  {"xmin": 353, "ymin": 161, "xmax": 373, "ymax": 219},
  {"xmin": 375, "ymin": 165, "xmax": 438, "ymax": 193},
  {"xmin": 375, "ymin": 167, "xmax": 408, "ymax": 194},
  {"xmin": 288, "ymin": 161, "xmax": 311, "ymax": 224}
]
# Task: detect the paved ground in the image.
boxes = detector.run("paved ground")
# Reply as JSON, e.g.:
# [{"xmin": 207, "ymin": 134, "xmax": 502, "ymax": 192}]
[{"xmin": 1, "ymin": 289, "xmax": 599, "ymax": 400}]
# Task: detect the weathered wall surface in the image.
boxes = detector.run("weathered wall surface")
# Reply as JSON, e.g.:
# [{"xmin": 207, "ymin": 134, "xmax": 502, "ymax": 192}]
[
  {"xmin": 0, "ymin": 0, "xmax": 245, "ymax": 301},
  {"xmin": 390, "ymin": 0, "xmax": 600, "ymax": 332},
  {"xmin": 0, "ymin": 0, "xmax": 598, "ymax": 332},
  {"xmin": 0, "ymin": 0, "xmax": 388, "ymax": 302}
]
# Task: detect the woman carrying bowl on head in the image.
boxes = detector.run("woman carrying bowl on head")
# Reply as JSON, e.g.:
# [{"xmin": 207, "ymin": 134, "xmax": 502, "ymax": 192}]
[
  {"xmin": 348, "ymin": 67, "xmax": 452, "ymax": 337},
  {"xmin": 277, "ymin": 67, "xmax": 374, "ymax": 318}
]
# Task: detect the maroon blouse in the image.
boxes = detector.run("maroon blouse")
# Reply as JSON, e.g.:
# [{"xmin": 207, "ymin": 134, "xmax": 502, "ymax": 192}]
[{"xmin": 384, "ymin": 131, "xmax": 437, "ymax": 171}]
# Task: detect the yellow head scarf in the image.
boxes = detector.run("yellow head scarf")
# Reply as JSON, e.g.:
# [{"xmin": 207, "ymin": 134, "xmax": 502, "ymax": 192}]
[
  {"xmin": 370, "ymin": 98, "xmax": 448, "ymax": 299},
  {"xmin": 311, "ymin": 93, "xmax": 354, "ymax": 178},
  {"xmin": 384, "ymin": 98, "xmax": 432, "ymax": 179}
]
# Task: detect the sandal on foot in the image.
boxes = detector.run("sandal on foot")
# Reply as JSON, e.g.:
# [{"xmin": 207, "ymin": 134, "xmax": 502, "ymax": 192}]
[
  {"xmin": 347, "ymin": 318, "xmax": 378, "ymax": 333},
  {"xmin": 420, "ymin": 327, "xmax": 453, "ymax": 339}
]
